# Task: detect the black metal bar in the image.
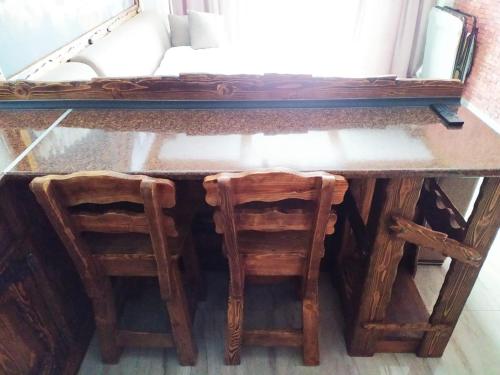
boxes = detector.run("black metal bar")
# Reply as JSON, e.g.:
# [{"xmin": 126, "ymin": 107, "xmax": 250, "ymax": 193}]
[{"xmin": 0, "ymin": 97, "xmax": 460, "ymax": 110}]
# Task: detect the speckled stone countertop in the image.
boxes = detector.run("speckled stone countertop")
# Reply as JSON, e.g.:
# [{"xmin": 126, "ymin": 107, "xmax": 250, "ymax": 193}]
[
  {"xmin": 6, "ymin": 106, "xmax": 500, "ymax": 178},
  {"xmin": 0, "ymin": 110, "xmax": 63, "ymax": 172}
]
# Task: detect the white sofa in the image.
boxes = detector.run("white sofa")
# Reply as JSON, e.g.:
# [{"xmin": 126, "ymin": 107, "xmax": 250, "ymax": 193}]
[
  {"xmin": 33, "ymin": 11, "xmax": 172, "ymax": 81},
  {"xmin": 30, "ymin": 10, "xmax": 308, "ymax": 81}
]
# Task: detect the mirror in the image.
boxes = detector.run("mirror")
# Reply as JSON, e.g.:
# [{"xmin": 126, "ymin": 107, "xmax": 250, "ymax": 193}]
[{"xmin": 0, "ymin": 0, "xmax": 468, "ymax": 101}]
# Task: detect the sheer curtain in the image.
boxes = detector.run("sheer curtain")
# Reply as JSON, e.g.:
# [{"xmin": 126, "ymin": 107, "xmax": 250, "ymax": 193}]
[{"xmin": 168, "ymin": 0, "xmax": 434, "ymax": 77}]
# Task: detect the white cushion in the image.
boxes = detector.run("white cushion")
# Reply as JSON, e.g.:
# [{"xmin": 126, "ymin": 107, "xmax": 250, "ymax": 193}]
[
  {"xmin": 188, "ymin": 11, "xmax": 225, "ymax": 49},
  {"xmin": 31, "ymin": 62, "xmax": 98, "ymax": 81},
  {"xmin": 169, "ymin": 15, "xmax": 190, "ymax": 46},
  {"xmin": 70, "ymin": 11, "xmax": 170, "ymax": 77},
  {"xmin": 154, "ymin": 46, "xmax": 263, "ymax": 76}
]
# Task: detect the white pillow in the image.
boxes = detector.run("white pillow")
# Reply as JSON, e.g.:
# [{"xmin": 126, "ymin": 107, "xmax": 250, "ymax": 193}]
[
  {"xmin": 188, "ymin": 11, "xmax": 225, "ymax": 49},
  {"xmin": 169, "ymin": 14, "xmax": 190, "ymax": 46}
]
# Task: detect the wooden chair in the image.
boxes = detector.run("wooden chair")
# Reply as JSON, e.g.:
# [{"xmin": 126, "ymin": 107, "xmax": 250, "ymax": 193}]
[
  {"xmin": 203, "ymin": 170, "xmax": 348, "ymax": 365},
  {"xmin": 30, "ymin": 171, "xmax": 202, "ymax": 365}
]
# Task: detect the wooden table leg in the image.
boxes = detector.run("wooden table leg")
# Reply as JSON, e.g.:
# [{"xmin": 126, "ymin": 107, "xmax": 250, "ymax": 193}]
[
  {"xmin": 336, "ymin": 178, "xmax": 376, "ymax": 266},
  {"xmin": 346, "ymin": 177, "xmax": 423, "ymax": 356},
  {"xmin": 418, "ymin": 177, "xmax": 500, "ymax": 357}
]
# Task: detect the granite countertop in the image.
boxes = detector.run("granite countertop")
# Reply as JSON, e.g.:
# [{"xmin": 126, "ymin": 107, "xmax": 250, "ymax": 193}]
[
  {"xmin": 5, "ymin": 106, "xmax": 500, "ymax": 178},
  {"xmin": 0, "ymin": 110, "xmax": 63, "ymax": 172}
]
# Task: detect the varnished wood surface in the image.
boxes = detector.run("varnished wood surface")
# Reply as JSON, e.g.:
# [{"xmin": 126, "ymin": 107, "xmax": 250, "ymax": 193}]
[
  {"xmin": 390, "ymin": 215, "xmax": 482, "ymax": 267},
  {"xmin": 0, "ymin": 75, "xmax": 463, "ymax": 101},
  {"xmin": 30, "ymin": 171, "xmax": 200, "ymax": 365},
  {"xmin": 3, "ymin": 106, "xmax": 499, "ymax": 179},
  {"xmin": 203, "ymin": 170, "xmax": 347, "ymax": 366}
]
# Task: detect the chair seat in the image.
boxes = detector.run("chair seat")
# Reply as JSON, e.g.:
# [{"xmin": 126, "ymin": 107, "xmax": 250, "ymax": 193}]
[{"xmin": 237, "ymin": 230, "xmax": 311, "ymax": 255}]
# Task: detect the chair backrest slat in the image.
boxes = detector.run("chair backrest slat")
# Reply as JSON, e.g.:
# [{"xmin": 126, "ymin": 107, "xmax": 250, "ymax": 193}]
[
  {"xmin": 204, "ymin": 169, "xmax": 347, "ymax": 238},
  {"xmin": 204, "ymin": 171, "xmax": 346, "ymax": 207},
  {"xmin": 71, "ymin": 211, "xmax": 178, "ymax": 236},
  {"xmin": 212, "ymin": 208, "xmax": 337, "ymax": 234},
  {"xmin": 30, "ymin": 171, "xmax": 178, "ymax": 291},
  {"xmin": 40, "ymin": 171, "xmax": 175, "ymax": 208}
]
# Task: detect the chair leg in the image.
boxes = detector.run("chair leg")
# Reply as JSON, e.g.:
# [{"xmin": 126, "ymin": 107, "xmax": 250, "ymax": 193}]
[
  {"xmin": 225, "ymin": 295, "xmax": 244, "ymax": 365},
  {"xmin": 92, "ymin": 287, "xmax": 122, "ymax": 364},
  {"xmin": 302, "ymin": 295, "xmax": 320, "ymax": 366},
  {"xmin": 165, "ymin": 265, "xmax": 198, "ymax": 366},
  {"xmin": 182, "ymin": 233, "xmax": 206, "ymax": 301}
]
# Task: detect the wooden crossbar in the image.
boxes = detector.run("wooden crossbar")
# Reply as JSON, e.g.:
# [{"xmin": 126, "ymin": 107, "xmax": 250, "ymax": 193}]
[
  {"xmin": 363, "ymin": 322, "xmax": 451, "ymax": 333},
  {"xmin": 390, "ymin": 215, "xmax": 482, "ymax": 267},
  {"xmin": 243, "ymin": 329, "xmax": 303, "ymax": 347},
  {"xmin": 116, "ymin": 330, "xmax": 174, "ymax": 348}
]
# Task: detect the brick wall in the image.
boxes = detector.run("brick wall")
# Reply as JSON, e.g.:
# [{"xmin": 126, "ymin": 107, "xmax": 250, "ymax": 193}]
[{"xmin": 454, "ymin": 0, "xmax": 500, "ymax": 124}]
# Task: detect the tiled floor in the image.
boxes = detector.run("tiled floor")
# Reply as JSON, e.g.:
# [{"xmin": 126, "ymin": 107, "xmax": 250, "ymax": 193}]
[{"xmin": 78, "ymin": 233, "xmax": 500, "ymax": 375}]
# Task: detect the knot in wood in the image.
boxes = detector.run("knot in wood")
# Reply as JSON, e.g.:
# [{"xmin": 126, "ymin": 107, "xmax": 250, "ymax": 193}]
[{"xmin": 217, "ymin": 83, "xmax": 234, "ymax": 96}]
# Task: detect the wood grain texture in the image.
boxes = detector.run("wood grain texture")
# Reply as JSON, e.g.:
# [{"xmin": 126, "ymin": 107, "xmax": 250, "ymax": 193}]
[
  {"xmin": 204, "ymin": 169, "xmax": 347, "ymax": 366},
  {"xmin": 30, "ymin": 171, "xmax": 200, "ymax": 366},
  {"xmin": 0, "ymin": 75, "xmax": 463, "ymax": 101},
  {"xmin": 205, "ymin": 170, "xmax": 347, "ymax": 206},
  {"xmin": 347, "ymin": 177, "xmax": 424, "ymax": 356},
  {"xmin": 35, "ymin": 171, "xmax": 175, "ymax": 208},
  {"xmin": 418, "ymin": 178, "xmax": 500, "ymax": 357},
  {"xmin": 0, "ymin": 180, "xmax": 93, "ymax": 375},
  {"xmin": 363, "ymin": 323, "xmax": 451, "ymax": 333},
  {"xmin": 213, "ymin": 207, "xmax": 337, "ymax": 234},
  {"xmin": 335, "ymin": 178, "xmax": 376, "ymax": 325},
  {"xmin": 72, "ymin": 211, "xmax": 177, "ymax": 236},
  {"xmin": 390, "ymin": 215, "xmax": 482, "ymax": 267},
  {"xmin": 225, "ymin": 295, "xmax": 244, "ymax": 365},
  {"xmin": 244, "ymin": 253, "xmax": 305, "ymax": 276},
  {"xmin": 346, "ymin": 177, "xmax": 499, "ymax": 357},
  {"xmin": 243, "ymin": 329, "xmax": 303, "ymax": 347}
]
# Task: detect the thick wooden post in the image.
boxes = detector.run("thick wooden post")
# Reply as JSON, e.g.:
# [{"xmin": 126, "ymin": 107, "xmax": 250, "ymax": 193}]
[
  {"xmin": 418, "ymin": 177, "xmax": 500, "ymax": 357},
  {"xmin": 347, "ymin": 177, "xmax": 423, "ymax": 356}
]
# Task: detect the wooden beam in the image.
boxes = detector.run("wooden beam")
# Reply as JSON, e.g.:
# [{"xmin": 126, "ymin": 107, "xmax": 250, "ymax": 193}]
[
  {"xmin": 418, "ymin": 178, "xmax": 500, "ymax": 357},
  {"xmin": 116, "ymin": 330, "xmax": 174, "ymax": 348},
  {"xmin": 347, "ymin": 177, "xmax": 424, "ymax": 356},
  {"xmin": 243, "ymin": 329, "xmax": 303, "ymax": 347},
  {"xmin": 390, "ymin": 215, "xmax": 482, "ymax": 267},
  {"xmin": 363, "ymin": 322, "xmax": 451, "ymax": 333},
  {"xmin": 0, "ymin": 75, "xmax": 463, "ymax": 101}
]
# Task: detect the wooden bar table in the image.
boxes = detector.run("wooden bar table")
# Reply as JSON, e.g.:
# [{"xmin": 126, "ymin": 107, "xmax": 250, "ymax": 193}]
[
  {"xmin": 2, "ymin": 104, "xmax": 500, "ymax": 362},
  {"xmin": 0, "ymin": 109, "xmax": 93, "ymax": 375}
]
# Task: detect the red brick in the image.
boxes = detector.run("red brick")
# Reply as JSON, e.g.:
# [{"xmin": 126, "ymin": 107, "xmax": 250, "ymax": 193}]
[{"xmin": 455, "ymin": 0, "xmax": 500, "ymax": 123}]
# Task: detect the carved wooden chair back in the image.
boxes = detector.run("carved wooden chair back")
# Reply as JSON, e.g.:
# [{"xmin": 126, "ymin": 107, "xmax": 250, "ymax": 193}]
[
  {"xmin": 30, "ymin": 171, "xmax": 198, "ymax": 365},
  {"xmin": 204, "ymin": 170, "xmax": 348, "ymax": 365}
]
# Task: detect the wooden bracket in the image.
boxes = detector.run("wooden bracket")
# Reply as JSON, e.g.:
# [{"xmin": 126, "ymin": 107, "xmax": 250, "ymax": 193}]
[{"xmin": 390, "ymin": 215, "xmax": 482, "ymax": 267}]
